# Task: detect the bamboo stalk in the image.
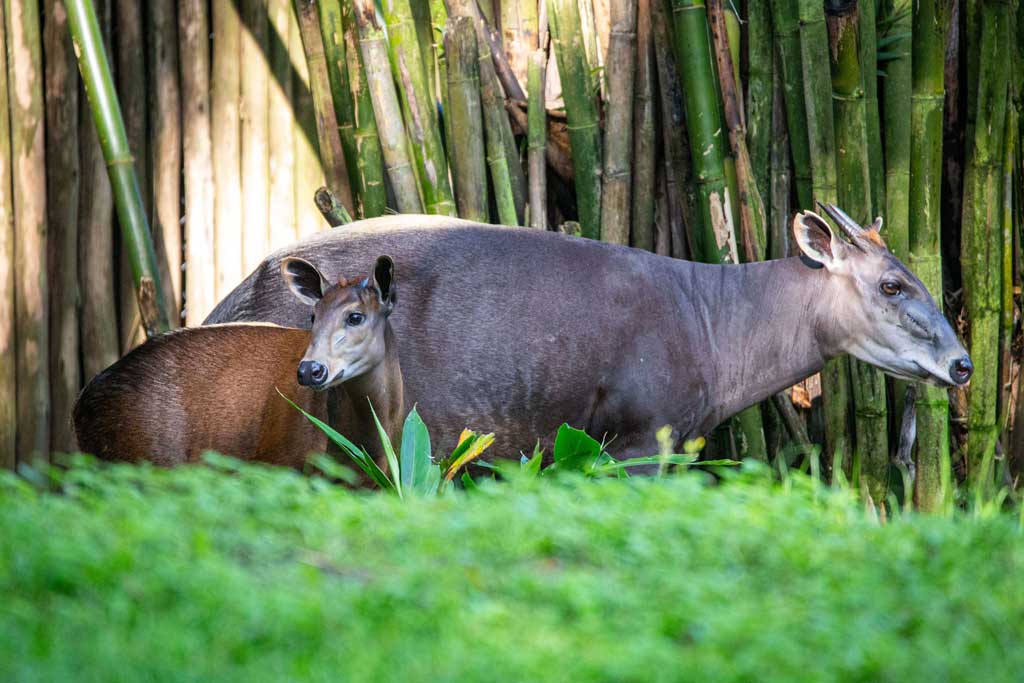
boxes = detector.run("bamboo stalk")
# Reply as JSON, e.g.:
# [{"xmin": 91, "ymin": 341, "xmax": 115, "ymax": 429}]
[
  {"xmin": 652, "ymin": 0, "xmax": 693, "ymax": 259},
  {"xmin": 769, "ymin": 58, "xmax": 791, "ymax": 260},
  {"xmin": 114, "ymin": 0, "xmax": 148, "ymax": 352},
  {"xmin": 708, "ymin": 0, "xmax": 766, "ymax": 262},
  {"xmin": 268, "ymin": 0, "xmax": 296, "ymax": 247},
  {"xmin": 315, "ymin": 185, "xmax": 354, "ymax": 225},
  {"xmin": 351, "ymin": 0, "xmax": 423, "ymax": 213},
  {"xmin": 746, "ymin": 0, "xmax": 773, "ymax": 203},
  {"xmin": 381, "ymin": 0, "xmax": 456, "ymax": 215},
  {"xmin": 961, "ymin": 0, "xmax": 1011, "ymax": 490},
  {"xmin": 859, "ymin": 0, "xmax": 884, "ymax": 213},
  {"xmin": 78, "ymin": 0, "xmax": 117, "ymax": 378},
  {"xmin": 318, "ymin": 0, "xmax": 360, "ymax": 206},
  {"xmin": 179, "ymin": 0, "xmax": 215, "ymax": 325},
  {"xmin": 630, "ymin": 0, "xmax": 654, "ymax": 251},
  {"xmin": 0, "ymin": 0, "xmax": 14, "ymax": 466},
  {"xmin": 826, "ymin": 2, "xmax": 889, "ymax": 503},
  {"xmin": 768, "ymin": 0, "xmax": 812, "ymax": 209},
  {"xmin": 7, "ymin": 0, "xmax": 50, "ymax": 461},
  {"xmin": 444, "ymin": 17, "xmax": 489, "ymax": 222},
  {"xmin": 908, "ymin": 0, "xmax": 950, "ymax": 510},
  {"xmin": 241, "ymin": 0, "xmax": 270, "ymax": 274},
  {"xmin": 211, "ymin": 0, "xmax": 242, "ymax": 298},
  {"xmin": 501, "ymin": 0, "xmax": 539, "ymax": 88},
  {"xmin": 295, "ymin": 0, "xmax": 355, "ymax": 214},
  {"xmin": 599, "ymin": 0, "xmax": 636, "ymax": 245},
  {"xmin": 43, "ymin": 0, "xmax": 80, "ymax": 452},
  {"xmin": 528, "ymin": 49, "xmax": 548, "ymax": 229},
  {"xmin": 342, "ymin": 0, "xmax": 387, "ymax": 217},
  {"xmin": 549, "ymin": 0, "xmax": 602, "ymax": 238},
  {"xmin": 430, "ymin": 0, "xmax": 451, "ymax": 166},
  {"xmin": 998, "ymin": 104, "xmax": 1015, "ymax": 438},
  {"xmin": 796, "ymin": 0, "xmax": 850, "ymax": 477},
  {"xmin": 149, "ymin": 0, "xmax": 182, "ymax": 323},
  {"xmin": 292, "ymin": 6, "xmax": 326, "ymax": 235}
]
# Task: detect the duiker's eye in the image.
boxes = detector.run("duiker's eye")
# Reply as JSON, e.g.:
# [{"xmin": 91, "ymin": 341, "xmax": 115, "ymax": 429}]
[
  {"xmin": 880, "ymin": 281, "xmax": 902, "ymax": 297},
  {"xmin": 347, "ymin": 312, "xmax": 365, "ymax": 326}
]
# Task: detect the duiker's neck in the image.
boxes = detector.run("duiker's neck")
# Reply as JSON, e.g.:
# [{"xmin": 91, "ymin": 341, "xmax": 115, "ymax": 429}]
[
  {"xmin": 344, "ymin": 324, "xmax": 405, "ymax": 441},
  {"xmin": 675, "ymin": 256, "xmax": 836, "ymax": 431}
]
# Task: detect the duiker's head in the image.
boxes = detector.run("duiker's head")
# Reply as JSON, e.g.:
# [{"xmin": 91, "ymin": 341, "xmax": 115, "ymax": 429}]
[
  {"xmin": 281, "ymin": 255, "xmax": 396, "ymax": 390},
  {"xmin": 794, "ymin": 203, "xmax": 972, "ymax": 387}
]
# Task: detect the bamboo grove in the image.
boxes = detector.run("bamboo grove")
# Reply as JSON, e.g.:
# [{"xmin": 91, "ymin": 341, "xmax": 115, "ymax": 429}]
[{"xmin": 0, "ymin": 0, "xmax": 1022, "ymax": 508}]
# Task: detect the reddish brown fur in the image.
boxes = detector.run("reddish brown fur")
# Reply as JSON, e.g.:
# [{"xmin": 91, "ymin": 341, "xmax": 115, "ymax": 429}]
[{"xmin": 73, "ymin": 324, "xmax": 328, "ymax": 466}]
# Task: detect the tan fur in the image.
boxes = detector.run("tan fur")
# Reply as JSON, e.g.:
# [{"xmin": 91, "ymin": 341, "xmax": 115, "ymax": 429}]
[{"xmin": 73, "ymin": 324, "xmax": 328, "ymax": 466}]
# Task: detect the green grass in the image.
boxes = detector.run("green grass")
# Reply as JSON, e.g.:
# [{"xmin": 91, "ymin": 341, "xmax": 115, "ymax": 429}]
[{"xmin": 2, "ymin": 458, "xmax": 1023, "ymax": 682}]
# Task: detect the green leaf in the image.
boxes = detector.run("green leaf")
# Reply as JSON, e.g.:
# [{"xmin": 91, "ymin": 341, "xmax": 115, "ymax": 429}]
[
  {"xmin": 277, "ymin": 390, "xmax": 394, "ymax": 492},
  {"xmin": 460, "ymin": 471, "xmax": 478, "ymax": 491},
  {"xmin": 368, "ymin": 401, "xmax": 402, "ymax": 499},
  {"xmin": 400, "ymin": 406, "xmax": 434, "ymax": 495},
  {"xmin": 522, "ymin": 449, "xmax": 543, "ymax": 477},
  {"xmin": 551, "ymin": 424, "xmax": 603, "ymax": 472},
  {"xmin": 444, "ymin": 431, "xmax": 495, "ymax": 481}
]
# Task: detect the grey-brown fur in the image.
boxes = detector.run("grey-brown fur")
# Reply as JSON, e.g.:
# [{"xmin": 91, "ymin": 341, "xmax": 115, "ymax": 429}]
[{"xmin": 206, "ymin": 214, "xmax": 968, "ymax": 459}]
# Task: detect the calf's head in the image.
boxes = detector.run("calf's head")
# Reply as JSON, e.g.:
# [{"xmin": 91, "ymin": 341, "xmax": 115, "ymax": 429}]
[
  {"xmin": 794, "ymin": 203, "xmax": 972, "ymax": 387},
  {"xmin": 281, "ymin": 255, "xmax": 396, "ymax": 390}
]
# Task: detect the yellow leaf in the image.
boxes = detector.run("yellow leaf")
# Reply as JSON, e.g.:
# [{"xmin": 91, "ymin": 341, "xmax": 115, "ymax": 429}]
[{"xmin": 445, "ymin": 433, "xmax": 496, "ymax": 481}]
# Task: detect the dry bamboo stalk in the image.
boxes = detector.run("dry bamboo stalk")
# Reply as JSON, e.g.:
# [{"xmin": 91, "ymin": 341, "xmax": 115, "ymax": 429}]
[
  {"xmin": 78, "ymin": 0, "xmax": 117, "ymax": 379},
  {"xmin": 292, "ymin": 5, "xmax": 327, "ymax": 235},
  {"xmin": 0, "ymin": 0, "xmax": 14, "ymax": 466},
  {"xmin": 528, "ymin": 49, "xmax": 548, "ymax": 229},
  {"xmin": 241, "ymin": 0, "xmax": 270, "ymax": 273},
  {"xmin": 149, "ymin": 0, "xmax": 182, "ymax": 322},
  {"xmin": 501, "ymin": 0, "xmax": 539, "ymax": 89},
  {"xmin": 179, "ymin": 0, "xmax": 216, "ymax": 324},
  {"xmin": 599, "ymin": 0, "xmax": 636, "ymax": 245},
  {"xmin": 114, "ymin": 0, "xmax": 148, "ymax": 353},
  {"xmin": 6, "ymin": 0, "xmax": 50, "ymax": 461},
  {"xmin": 445, "ymin": 16, "xmax": 489, "ymax": 222},
  {"xmin": 268, "ymin": 0, "xmax": 296, "ymax": 248},
  {"xmin": 318, "ymin": 0, "xmax": 360, "ymax": 204},
  {"xmin": 295, "ymin": 0, "xmax": 355, "ymax": 212},
  {"xmin": 43, "ymin": 0, "xmax": 80, "ymax": 452},
  {"xmin": 351, "ymin": 0, "xmax": 422, "ymax": 213},
  {"xmin": 629, "ymin": 0, "xmax": 654, "ymax": 251},
  {"xmin": 212, "ymin": 0, "xmax": 243, "ymax": 298}
]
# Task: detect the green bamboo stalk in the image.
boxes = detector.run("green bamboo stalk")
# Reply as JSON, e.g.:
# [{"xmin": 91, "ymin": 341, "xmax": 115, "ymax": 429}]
[
  {"xmin": 382, "ymin": 0, "xmax": 456, "ymax": 215},
  {"xmin": 79, "ymin": 0, "xmax": 118, "ymax": 372},
  {"xmin": 858, "ymin": 0, "xmax": 884, "ymax": 214},
  {"xmin": 444, "ymin": 16, "xmax": 488, "ymax": 222},
  {"xmin": 549, "ymin": 0, "xmax": 602, "ymax": 238},
  {"xmin": 826, "ymin": 3, "xmax": 889, "ymax": 503},
  {"xmin": 242, "ymin": 0, "xmax": 270, "ymax": 279},
  {"xmin": 295, "ymin": 0, "xmax": 355, "ymax": 214},
  {"xmin": 149, "ymin": 0, "xmax": 181, "ymax": 321},
  {"xmin": 669, "ymin": 0, "xmax": 737, "ymax": 263},
  {"xmin": 351, "ymin": 0, "xmax": 423, "ymax": 213},
  {"xmin": 908, "ymin": 0, "xmax": 950, "ymax": 511},
  {"xmin": 998, "ymin": 104, "xmax": 1015, "ymax": 438},
  {"xmin": 473, "ymin": 18, "xmax": 518, "ymax": 225},
  {"xmin": 797, "ymin": 0, "xmax": 850, "ymax": 478},
  {"xmin": 528, "ymin": 49, "xmax": 548, "ymax": 229},
  {"xmin": 746, "ymin": 0, "xmax": 773, "ymax": 203},
  {"xmin": 769, "ymin": 57, "xmax": 792, "ymax": 261},
  {"xmin": 67, "ymin": 0, "xmax": 171, "ymax": 339},
  {"xmin": 268, "ymin": 0, "xmax": 296, "ymax": 247},
  {"xmin": 0, "ymin": 0, "xmax": 14, "ymax": 466},
  {"xmin": 430, "ymin": 0, "xmax": 451, "ymax": 167},
  {"xmin": 211, "ymin": 0, "xmax": 242, "ymax": 298},
  {"xmin": 768, "ymin": 0, "xmax": 813, "ymax": 209},
  {"xmin": 43, "ymin": 0, "xmax": 80, "ymax": 453},
  {"xmin": 630, "ymin": 0, "xmax": 655, "ymax": 251},
  {"xmin": 599, "ymin": 0, "xmax": 637, "ymax": 245},
  {"xmin": 961, "ymin": 0, "xmax": 1011, "ymax": 490},
  {"xmin": 318, "ymin": 0, "xmax": 361, "ymax": 207},
  {"xmin": 342, "ymin": 0, "xmax": 386, "ymax": 217}
]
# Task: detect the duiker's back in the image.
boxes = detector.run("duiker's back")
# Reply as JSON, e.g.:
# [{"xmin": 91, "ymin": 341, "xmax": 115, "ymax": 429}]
[{"xmin": 73, "ymin": 324, "xmax": 327, "ymax": 466}]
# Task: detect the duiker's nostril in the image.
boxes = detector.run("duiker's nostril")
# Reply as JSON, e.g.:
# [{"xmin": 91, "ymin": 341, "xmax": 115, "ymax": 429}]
[
  {"xmin": 297, "ymin": 360, "xmax": 327, "ymax": 387},
  {"xmin": 311, "ymin": 362, "xmax": 328, "ymax": 384},
  {"xmin": 949, "ymin": 356, "xmax": 973, "ymax": 385}
]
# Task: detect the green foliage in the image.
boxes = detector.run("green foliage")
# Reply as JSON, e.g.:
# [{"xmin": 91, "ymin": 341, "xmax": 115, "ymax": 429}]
[{"xmin": 3, "ymin": 459, "xmax": 1024, "ymax": 681}]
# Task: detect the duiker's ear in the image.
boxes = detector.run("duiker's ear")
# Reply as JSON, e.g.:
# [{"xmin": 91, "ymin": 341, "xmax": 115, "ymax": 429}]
[
  {"xmin": 793, "ymin": 211, "xmax": 848, "ymax": 269},
  {"xmin": 281, "ymin": 257, "xmax": 330, "ymax": 306},
  {"xmin": 372, "ymin": 256, "xmax": 396, "ymax": 314}
]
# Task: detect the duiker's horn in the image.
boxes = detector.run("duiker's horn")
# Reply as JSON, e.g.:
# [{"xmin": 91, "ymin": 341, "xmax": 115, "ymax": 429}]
[{"xmin": 816, "ymin": 202, "xmax": 873, "ymax": 250}]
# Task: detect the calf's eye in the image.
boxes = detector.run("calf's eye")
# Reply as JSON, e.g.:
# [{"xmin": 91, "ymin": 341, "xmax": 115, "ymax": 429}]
[
  {"xmin": 880, "ymin": 281, "xmax": 901, "ymax": 297},
  {"xmin": 347, "ymin": 312, "xmax": 365, "ymax": 326}
]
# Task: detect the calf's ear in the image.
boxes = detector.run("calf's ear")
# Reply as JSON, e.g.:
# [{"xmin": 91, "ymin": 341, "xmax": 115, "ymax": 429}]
[
  {"xmin": 281, "ymin": 257, "xmax": 330, "ymax": 306},
  {"xmin": 372, "ymin": 256, "xmax": 396, "ymax": 315}
]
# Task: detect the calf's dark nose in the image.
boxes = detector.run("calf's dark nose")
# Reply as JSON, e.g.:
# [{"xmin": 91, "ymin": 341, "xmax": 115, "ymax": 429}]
[
  {"xmin": 297, "ymin": 360, "xmax": 329, "ymax": 387},
  {"xmin": 949, "ymin": 356, "xmax": 973, "ymax": 385}
]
